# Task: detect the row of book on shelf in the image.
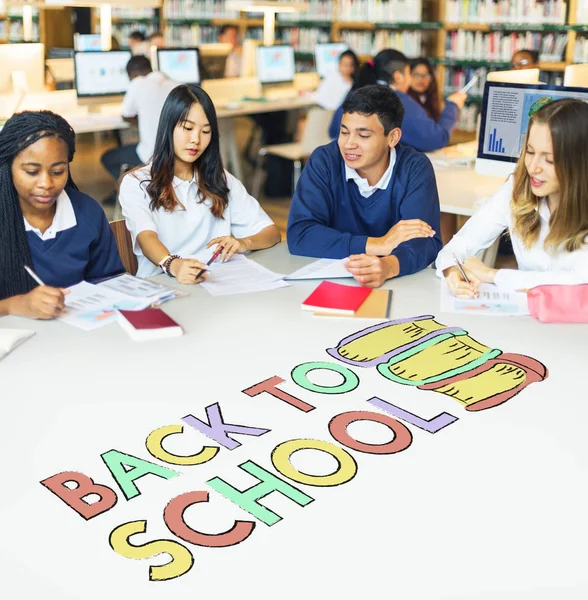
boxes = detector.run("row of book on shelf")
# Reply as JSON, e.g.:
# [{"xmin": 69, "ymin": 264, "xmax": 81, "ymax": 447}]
[
  {"xmin": 445, "ymin": 0, "xmax": 569, "ymax": 24},
  {"xmin": 446, "ymin": 30, "xmax": 568, "ymax": 62}
]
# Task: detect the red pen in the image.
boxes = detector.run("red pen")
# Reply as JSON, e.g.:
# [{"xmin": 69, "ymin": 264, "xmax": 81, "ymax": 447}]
[{"xmin": 195, "ymin": 245, "xmax": 224, "ymax": 280}]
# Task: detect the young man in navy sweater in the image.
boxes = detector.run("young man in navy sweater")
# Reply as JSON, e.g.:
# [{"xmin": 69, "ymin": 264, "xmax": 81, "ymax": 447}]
[{"xmin": 287, "ymin": 85, "xmax": 442, "ymax": 288}]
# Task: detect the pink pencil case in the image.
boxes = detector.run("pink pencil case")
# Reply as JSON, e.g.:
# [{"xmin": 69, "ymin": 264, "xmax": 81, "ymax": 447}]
[{"xmin": 528, "ymin": 284, "xmax": 588, "ymax": 323}]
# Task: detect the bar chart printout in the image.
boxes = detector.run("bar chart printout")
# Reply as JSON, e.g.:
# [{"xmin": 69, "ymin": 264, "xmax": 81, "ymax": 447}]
[{"xmin": 488, "ymin": 128, "xmax": 505, "ymax": 154}]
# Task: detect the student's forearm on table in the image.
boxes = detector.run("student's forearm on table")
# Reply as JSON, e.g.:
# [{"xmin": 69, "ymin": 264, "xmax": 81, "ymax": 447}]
[
  {"xmin": 137, "ymin": 231, "xmax": 171, "ymax": 265},
  {"xmin": 240, "ymin": 225, "xmax": 281, "ymax": 251}
]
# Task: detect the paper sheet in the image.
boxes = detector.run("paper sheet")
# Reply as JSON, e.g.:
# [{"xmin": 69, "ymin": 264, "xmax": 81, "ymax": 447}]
[
  {"xmin": 59, "ymin": 282, "xmax": 149, "ymax": 331},
  {"xmin": 99, "ymin": 273, "xmax": 184, "ymax": 304},
  {"xmin": 191, "ymin": 251, "xmax": 288, "ymax": 297},
  {"xmin": 440, "ymin": 282, "xmax": 530, "ymax": 317},
  {"xmin": 285, "ymin": 258, "xmax": 352, "ymax": 280}
]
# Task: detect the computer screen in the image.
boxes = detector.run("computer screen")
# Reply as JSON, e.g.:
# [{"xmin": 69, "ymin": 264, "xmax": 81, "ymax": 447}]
[
  {"xmin": 256, "ymin": 45, "xmax": 295, "ymax": 84},
  {"xmin": 74, "ymin": 34, "xmax": 102, "ymax": 52},
  {"xmin": 157, "ymin": 48, "xmax": 200, "ymax": 84},
  {"xmin": 0, "ymin": 42, "xmax": 45, "ymax": 93},
  {"xmin": 74, "ymin": 51, "xmax": 132, "ymax": 97},
  {"xmin": 476, "ymin": 81, "xmax": 588, "ymax": 177},
  {"xmin": 314, "ymin": 43, "xmax": 348, "ymax": 78}
]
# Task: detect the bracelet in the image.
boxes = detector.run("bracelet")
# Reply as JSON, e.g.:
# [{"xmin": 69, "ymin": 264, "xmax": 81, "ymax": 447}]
[{"xmin": 161, "ymin": 254, "xmax": 180, "ymax": 277}]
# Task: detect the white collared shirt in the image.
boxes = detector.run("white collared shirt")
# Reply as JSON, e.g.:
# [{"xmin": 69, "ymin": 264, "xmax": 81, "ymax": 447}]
[
  {"xmin": 436, "ymin": 177, "xmax": 588, "ymax": 289},
  {"xmin": 345, "ymin": 148, "xmax": 396, "ymax": 198},
  {"xmin": 119, "ymin": 166, "xmax": 275, "ymax": 278},
  {"xmin": 23, "ymin": 190, "xmax": 77, "ymax": 241},
  {"xmin": 121, "ymin": 71, "xmax": 180, "ymax": 163}
]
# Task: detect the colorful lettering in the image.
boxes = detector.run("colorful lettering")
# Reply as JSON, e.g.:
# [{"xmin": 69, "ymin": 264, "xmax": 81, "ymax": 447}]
[
  {"xmin": 368, "ymin": 397, "xmax": 458, "ymax": 433},
  {"xmin": 146, "ymin": 424, "xmax": 219, "ymax": 466},
  {"xmin": 291, "ymin": 361, "xmax": 359, "ymax": 394},
  {"xmin": 242, "ymin": 375, "xmax": 316, "ymax": 412}
]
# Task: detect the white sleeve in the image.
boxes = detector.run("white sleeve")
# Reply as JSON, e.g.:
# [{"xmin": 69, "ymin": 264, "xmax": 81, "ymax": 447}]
[
  {"xmin": 435, "ymin": 179, "xmax": 513, "ymax": 276},
  {"xmin": 121, "ymin": 80, "xmax": 139, "ymax": 118},
  {"xmin": 495, "ymin": 255, "xmax": 588, "ymax": 290},
  {"xmin": 225, "ymin": 172, "xmax": 275, "ymax": 238},
  {"xmin": 118, "ymin": 171, "xmax": 157, "ymax": 252}
]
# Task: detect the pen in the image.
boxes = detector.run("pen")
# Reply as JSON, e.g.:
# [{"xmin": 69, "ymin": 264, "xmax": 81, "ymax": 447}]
[
  {"xmin": 195, "ymin": 245, "xmax": 224, "ymax": 280},
  {"xmin": 24, "ymin": 264, "xmax": 46, "ymax": 287},
  {"xmin": 459, "ymin": 75, "xmax": 478, "ymax": 95},
  {"xmin": 452, "ymin": 253, "xmax": 471, "ymax": 285}
]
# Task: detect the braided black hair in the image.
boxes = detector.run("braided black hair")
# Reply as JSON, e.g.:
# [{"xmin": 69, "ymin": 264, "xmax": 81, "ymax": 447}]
[{"xmin": 0, "ymin": 110, "xmax": 77, "ymax": 300}]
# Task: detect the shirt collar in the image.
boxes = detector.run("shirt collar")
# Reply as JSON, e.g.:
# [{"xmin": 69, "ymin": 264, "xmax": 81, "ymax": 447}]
[
  {"xmin": 345, "ymin": 148, "xmax": 397, "ymax": 194},
  {"xmin": 23, "ymin": 189, "xmax": 76, "ymax": 241}
]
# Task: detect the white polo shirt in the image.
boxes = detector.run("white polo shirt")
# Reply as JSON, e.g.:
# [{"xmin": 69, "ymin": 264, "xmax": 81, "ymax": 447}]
[
  {"xmin": 436, "ymin": 177, "xmax": 588, "ymax": 289},
  {"xmin": 23, "ymin": 190, "xmax": 76, "ymax": 240},
  {"xmin": 121, "ymin": 71, "xmax": 180, "ymax": 163},
  {"xmin": 344, "ymin": 148, "xmax": 396, "ymax": 198},
  {"xmin": 119, "ymin": 166, "xmax": 276, "ymax": 278}
]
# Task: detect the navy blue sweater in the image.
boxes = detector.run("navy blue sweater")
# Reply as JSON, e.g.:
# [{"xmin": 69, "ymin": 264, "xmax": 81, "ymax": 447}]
[
  {"xmin": 329, "ymin": 89, "xmax": 459, "ymax": 152},
  {"xmin": 287, "ymin": 141, "xmax": 442, "ymax": 277},
  {"xmin": 27, "ymin": 188, "xmax": 124, "ymax": 288}
]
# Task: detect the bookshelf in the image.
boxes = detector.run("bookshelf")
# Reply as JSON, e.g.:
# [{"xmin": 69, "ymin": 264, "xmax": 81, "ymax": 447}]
[
  {"xmin": 93, "ymin": 7, "xmax": 161, "ymax": 49},
  {"xmin": 0, "ymin": 4, "xmax": 40, "ymax": 43},
  {"xmin": 133, "ymin": 0, "xmax": 586, "ymax": 130}
]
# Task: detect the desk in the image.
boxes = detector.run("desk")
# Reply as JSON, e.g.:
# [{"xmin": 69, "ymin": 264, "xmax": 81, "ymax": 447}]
[
  {"xmin": 217, "ymin": 95, "xmax": 316, "ymax": 182},
  {"xmin": 1, "ymin": 243, "xmax": 586, "ymax": 600},
  {"xmin": 0, "ymin": 90, "xmax": 129, "ymax": 135}
]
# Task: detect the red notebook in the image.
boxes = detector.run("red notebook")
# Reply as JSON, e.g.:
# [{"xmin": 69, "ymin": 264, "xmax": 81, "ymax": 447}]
[
  {"xmin": 301, "ymin": 281, "xmax": 372, "ymax": 315},
  {"xmin": 118, "ymin": 308, "xmax": 183, "ymax": 341}
]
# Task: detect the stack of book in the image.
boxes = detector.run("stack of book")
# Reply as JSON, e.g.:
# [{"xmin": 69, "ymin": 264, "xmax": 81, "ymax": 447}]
[{"xmin": 301, "ymin": 281, "xmax": 392, "ymax": 320}]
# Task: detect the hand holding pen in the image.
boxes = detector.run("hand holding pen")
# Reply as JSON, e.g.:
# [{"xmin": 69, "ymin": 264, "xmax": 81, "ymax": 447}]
[
  {"xmin": 19, "ymin": 265, "xmax": 69, "ymax": 320},
  {"xmin": 445, "ymin": 254, "xmax": 480, "ymax": 298},
  {"xmin": 195, "ymin": 245, "xmax": 224, "ymax": 280}
]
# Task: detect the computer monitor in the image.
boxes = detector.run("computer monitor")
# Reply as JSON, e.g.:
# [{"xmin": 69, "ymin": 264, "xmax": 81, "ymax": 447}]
[
  {"xmin": 314, "ymin": 43, "xmax": 348, "ymax": 78},
  {"xmin": 486, "ymin": 68, "xmax": 540, "ymax": 84},
  {"xmin": 564, "ymin": 64, "xmax": 588, "ymax": 88},
  {"xmin": 74, "ymin": 33, "xmax": 102, "ymax": 52},
  {"xmin": 255, "ymin": 45, "xmax": 295, "ymax": 84},
  {"xmin": 476, "ymin": 81, "xmax": 588, "ymax": 177},
  {"xmin": 199, "ymin": 43, "xmax": 232, "ymax": 80},
  {"xmin": 0, "ymin": 43, "xmax": 45, "ymax": 93},
  {"xmin": 156, "ymin": 48, "xmax": 200, "ymax": 84},
  {"xmin": 73, "ymin": 50, "xmax": 132, "ymax": 102}
]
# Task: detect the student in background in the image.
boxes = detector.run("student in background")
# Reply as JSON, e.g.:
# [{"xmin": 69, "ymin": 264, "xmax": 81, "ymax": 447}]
[
  {"xmin": 315, "ymin": 50, "xmax": 360, "ymax": 110},
  {"xmin": 218, "ymin": 25, "xmax": 242, "ymax": 78},
  {"xmin": 329, "ymin": 49, "xmax": 466, "ymax": 152},
  {"xmin": 128, "ymin": 30, "xmax": 148, "ymax": 56},
  {"xmin": 101, "ymin": 56, "xmax": 179, "ymax": 200},
  {"xmin": 438, "ymin": 99, "xmax": 588, "ymax": 296},
  {"xmin": 511, "ymin": 49, "xmax": 540, "ymax": 70},
  {"xmin": 148, "ymin": 31, "xmax": 165, "ymax": 49},
  {"xmin": 119, "ymin": 85, "xmax": 281, "ymax": 281},
  {"xmin": 288, "ymin": 85, "xmax": 441, "ymax": 288},
  {"xmin": 0, "ymin": 111, "xmax": 124, "ymax": 318},
  {"xmin": 408, "ymin": 58, "xmax": 441, "ymax": 121}
]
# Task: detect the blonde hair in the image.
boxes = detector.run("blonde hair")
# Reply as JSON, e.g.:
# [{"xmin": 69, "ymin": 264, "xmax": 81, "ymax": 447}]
[{"xmin": 512, "ymin": 98, "xmax": 588, "ymax": 253}]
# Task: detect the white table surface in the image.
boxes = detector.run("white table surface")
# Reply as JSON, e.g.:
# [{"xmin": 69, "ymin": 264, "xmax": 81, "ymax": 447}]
[{"xmin": 1, "ymin": 243, "xmax": 587, "ymax": 600}]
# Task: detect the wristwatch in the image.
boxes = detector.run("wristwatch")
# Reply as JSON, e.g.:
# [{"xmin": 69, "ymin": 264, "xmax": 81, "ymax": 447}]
[{"xmin": 159, "ymin": 254, "xmax": 180, "ymax": 277}]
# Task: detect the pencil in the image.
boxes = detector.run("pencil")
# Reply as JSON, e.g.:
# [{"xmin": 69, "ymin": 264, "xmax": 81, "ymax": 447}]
[{"xmin": 452, "ymin": 254, "xmax": 471, "ymax": 285}]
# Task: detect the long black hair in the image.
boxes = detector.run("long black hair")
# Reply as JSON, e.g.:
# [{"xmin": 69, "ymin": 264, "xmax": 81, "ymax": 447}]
[
  {"xmin": 144, "ymin": 84, "xmax": 229, "ymax": 218},
  {"xmin": 354, "ymin": 49, "xmax": 409, "ymax": 90},
  {"xmin": 408, "ymin": 58, "xmax": 441, "ymax": 121},
  {"xmin": 0, "ymin": 110, "xmax": 77, "ymax": 300}
]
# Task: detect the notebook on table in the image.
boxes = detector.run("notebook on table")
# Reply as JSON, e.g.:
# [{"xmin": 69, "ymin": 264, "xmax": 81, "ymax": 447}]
[
  {"xmin": 301, "ymin": 281, "xmax": 372, "ymax": 315},
  {"xmin": 118, "ymin": 308, "xmax": 183, "ymax": 341}
]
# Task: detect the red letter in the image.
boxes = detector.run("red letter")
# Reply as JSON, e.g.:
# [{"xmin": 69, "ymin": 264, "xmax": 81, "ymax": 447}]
[
  {"xmin": 242, "ymin": 376, "xmax": 316, "ymax": 413},
  {"xmin": 40, "ymin": 471, "xmax": 117, "ymax": 520},
  {"xmin": 164, "ymin": 491, "xmax": 256, "ymax": 547},
  {"xmin": 329, "ymin": 411, "xmax": 412, "ymax": 454}
]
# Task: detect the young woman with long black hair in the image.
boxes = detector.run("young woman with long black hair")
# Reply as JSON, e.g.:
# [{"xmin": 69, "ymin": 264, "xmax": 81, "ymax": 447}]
[
  {"xmin": 0, "ymin": 110, "xmax": 124, "ymax": 319},
  {"xmin": 119, "ymin": 84, "xmax": 281, "ymax": 282}
]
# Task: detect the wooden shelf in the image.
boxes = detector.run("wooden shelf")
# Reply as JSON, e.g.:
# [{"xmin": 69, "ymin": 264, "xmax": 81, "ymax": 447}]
[
  {"xmin": 539, "ymin": 61, "xmax": 567, "ymax": 71},
  {"xmin": 445, "ymin": 23, "xmax": 490, "ymax": 31}
]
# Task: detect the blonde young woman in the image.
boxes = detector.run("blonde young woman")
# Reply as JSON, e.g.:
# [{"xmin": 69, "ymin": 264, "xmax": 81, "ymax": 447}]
[{"xmin": 437, "ymin": 98, "xmax": 588, "ymax": 296}]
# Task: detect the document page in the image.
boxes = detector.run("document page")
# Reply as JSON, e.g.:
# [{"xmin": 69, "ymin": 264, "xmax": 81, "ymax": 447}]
[
  {"xmin": 440, "ymin": 282, "xmax": 529, "ymax": 317},
  {"xmin": 191, "ymin": 251, "xmax": 288, "ymax": 296},
  {"xmin": 285, "ymin": 258, "xmax": 352, "ymax": 280}
]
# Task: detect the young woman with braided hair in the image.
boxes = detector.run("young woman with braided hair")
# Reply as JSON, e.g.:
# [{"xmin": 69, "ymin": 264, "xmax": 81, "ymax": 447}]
[{"xmin": 0, "ymin": 110, "xmax": 124, "ymax": 319}]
